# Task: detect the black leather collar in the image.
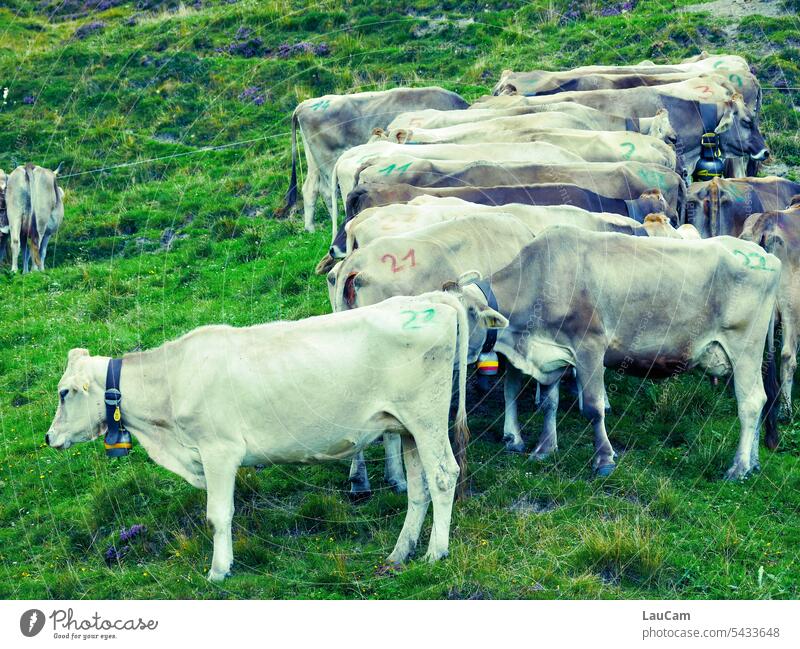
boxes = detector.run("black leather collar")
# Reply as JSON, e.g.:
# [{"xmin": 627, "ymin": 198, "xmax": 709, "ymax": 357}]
[
  {"xmin": 472, "ymin": 279, "xmax": 499, "ymax": 353},
  {"xmin": 104, "ymin": 358, "xmax": 131, "ymax": 457}
]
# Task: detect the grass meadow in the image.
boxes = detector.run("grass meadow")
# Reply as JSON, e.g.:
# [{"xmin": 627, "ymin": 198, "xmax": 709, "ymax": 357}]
[{"xmin": 1, "ymin": 0, "xmax": 799, "ymax": 599}]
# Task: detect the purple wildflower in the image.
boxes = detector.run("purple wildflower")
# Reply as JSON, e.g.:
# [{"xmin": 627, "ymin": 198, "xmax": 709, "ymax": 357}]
[
  {"xmin": 103, "ymin": 544, "xmax": 130, "ymax": 565},
  {"xmin": 22, "ymin": 95, "xmax": 36, "ymax": 105},
  {"xmin": 119, "ymin": 524, "xmax": 146, "ymax": 543},
  {"xmin": 239, "ymin": 86, "xmax": 266, "ymax": 105}
]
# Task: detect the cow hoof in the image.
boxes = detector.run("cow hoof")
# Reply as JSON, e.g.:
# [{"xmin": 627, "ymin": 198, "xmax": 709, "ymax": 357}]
[
  {"xmin": 389, "ymin": 480, "xmax": 408, "ymax": 494},
  {"xmin": 503, "ymin": 439, "xmax": 526, "ymax": 454},
  {"xmin": 375, "ymin": 561, "xmax": 403, "ymax": 576},
  {"xmin": 207, "ymin": 568, "xmax": 231, "ymax": 583},
  {"xmin": 347, "ymin": 489, "xmax": 372, "ymax": 503},
  {"xmin": 424, "ymin": 548, "xmax": 449, "ymax": 563},
  {"xmin": 304, "ymin": 224, "xmax": 316, "ymax": 233},
  {"xmin": 595, "ymin": 464, "xmax": 616, "ymax": 478},
  {"xmin": 529, "ymin": 449, "xmax": 554, "ymax": 462},
  {"xmin": 724, "ymin": 465, "xmax": 750, "ymax": 481}
]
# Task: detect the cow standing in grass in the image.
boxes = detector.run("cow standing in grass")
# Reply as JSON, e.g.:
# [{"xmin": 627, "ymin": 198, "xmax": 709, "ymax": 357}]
[
  {"xmin": 4, "ymin": 163, "xmax": 64, "ymax": 272},
  {"xmin": 442, "ymin": 227, "xmax": 781, "ymax": 477},
  {"xmin": 282, "ymin": 87, "xmax": 468, "ymax": 232},
  {"xmin": 45, "ymin": 294, "xmax": 507, "ymax": 581}
]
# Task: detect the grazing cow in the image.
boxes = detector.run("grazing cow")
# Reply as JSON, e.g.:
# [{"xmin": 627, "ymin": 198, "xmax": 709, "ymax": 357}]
[
  {"xmin": 443, "ymin": 226, "xmax": 781, "ymax": 477},
  {"xmin": 281, "ymin": 87, "xmax": 468, "ymax": 232},
  {"xmin": 380, "ymin": 122, "xmax": 679, "ymax": 172},
  {"xmin": 0, "ymin": 169, "xmax": 7, "ymax": 256},
  {"xmin": 315, "ymin": 182, "xmax": 674, "ymax": 272},
  {"xmin": 741, "ymin": 203, "xmax": 800, "ymax": 424},
  {"xmin": 475, "ymin": 88, "xmax": 767, "ymax": 178},
  {"xmin": 330, "ymin": 141, "xmax": 586, "ymax": 242},
  {"xmin": 5, "ymin": 163, "xmax": 64, "ymax": 272},
  {"xmin": 492, "ymin": 54, "xmax": 750, "ymax": 96},
  {"xmin": 46, "ymin": 294, "xmax": 506, "ymax": 580},
  {"xmin": 685, "ymin": 176, "xmax": 800, "ymax": 238},
  {"xmin": 353, "ymin": 159, "xmax": 686, "ymax": 215},
  {"xmin": 389, "ymin": 104, "xmax": 678, "ymax": 145}
]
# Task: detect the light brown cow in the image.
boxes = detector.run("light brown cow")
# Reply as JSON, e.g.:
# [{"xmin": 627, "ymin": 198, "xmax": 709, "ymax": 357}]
[{"xmin": 5, "ymin": 163, "xmax": 65, "ymax": 272}]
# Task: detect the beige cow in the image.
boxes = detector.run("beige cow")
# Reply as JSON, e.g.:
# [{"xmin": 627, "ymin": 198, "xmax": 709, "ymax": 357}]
[{"xmin": 46, "ymin": 294, "xmax": 507, "ymax": 581}]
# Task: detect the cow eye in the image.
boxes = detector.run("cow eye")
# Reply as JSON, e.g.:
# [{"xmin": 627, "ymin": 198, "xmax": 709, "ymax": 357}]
[
  {"xmin": 742, "ymin": 119, "xmax": 752, "ymax": 128},
  {"xmin": 59, "ymin": 389, "xmax": 69, "ymax": 403}
]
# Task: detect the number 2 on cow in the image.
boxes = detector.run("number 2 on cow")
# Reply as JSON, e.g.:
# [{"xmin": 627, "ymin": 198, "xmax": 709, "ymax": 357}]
[
  {"xmin": 381, "ymin": 248, "xmax": 416, "ymax": 273},
  {"xmin": 401, "ymin": 308, "xmax": 435, "ymax": 330}
]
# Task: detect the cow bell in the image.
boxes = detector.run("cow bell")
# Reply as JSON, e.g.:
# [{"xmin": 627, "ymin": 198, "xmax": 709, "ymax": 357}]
[
  {"xmin": 104, "ymin": 426, "xmax": 132, "ymax": 458},
  {"xmin": 475, "ymin": 352, "xmax": 499, "ymax": 393},
  {"xmin": 692, "ymin": 132, "xmax": 725, "ymax": 182},
  {"xmin": 477, "ymin": 351, "xmax": 499, "ymax": 376}
]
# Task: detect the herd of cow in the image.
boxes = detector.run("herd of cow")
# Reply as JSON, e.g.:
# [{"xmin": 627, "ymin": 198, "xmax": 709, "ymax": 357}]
[{"xmin": 38, "ymin": 51, "xmax": 800, "ymax": 582}]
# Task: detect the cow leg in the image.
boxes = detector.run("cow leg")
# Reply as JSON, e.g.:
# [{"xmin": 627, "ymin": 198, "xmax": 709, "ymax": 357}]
[
  {"xmin": 386, "ymin": 435, "xmax": 430, "ymax": 565},
  {"xmin": 576, "ymin": 355, "xmax": 616, "ymax": 475},
  {"xmin": 302, "ymin": 153, "xmax": 320, "ymax": 232},
  {"xmin": 38, "ymin": 233, "xmax": 51, "ymax": 270},
  {"xmin": 348, "ymin": 452, "xmax": 371, "ymax": 497},
  {"xmin": 502, "ymin": 365, "xmax": 526, "ymax": 452},
  {"xmin": 201, "ymin": 449, "xmax": 243, "ymax": 582},
  {"xmin": 383, "ymin": 433, "xmax": 407, "ymax": 493},
  {"xmin": 414, "ymin": 430, "xmax": 459, "ymax": 562},
  {"xmin": 531, "ymin": 379, "xmax": 559, "ymax": 460},
  {"xmin": 9, "ymin": 222, "xmax": 20, "ymax": 273},
  {"xmin": 725, "ymin": 360, "xmax": 766, "ymax": 480},
  {"xmin": 779, "ymin": 326, "xmax": 797, "ymax": 421},
  {"xmin": 23, "ymin": 244, "xmax": 30, "ymax": 274}
]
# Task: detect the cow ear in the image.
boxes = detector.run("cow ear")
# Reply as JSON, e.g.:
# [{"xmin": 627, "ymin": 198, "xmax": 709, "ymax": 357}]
[
  {"xmin": 371, "ymin": 127, "xmax": 385, "ymax": 137},
  {"xmin": 477, "ymin": 306, "xmax": 508, "ymax": 330},
  {"xmin": 442, "ymin": 280, "xmax": 459, "ymax": 292},
  {"xmin": 715, "ymin": 109, "xmax": 734, "ymax": 134},
  {"xmin": 343, "ymin": 272, "xmax": 364, "ymax": 307},
  {"xmin": 393, "ymin": 129, "xmax": 410, "ymax": 144},
  {"xmin": 457, "ymin": 270, "xmax": 482, "ymax": 287},
  {"xmin": 68, "ymin": 348, "xmax": 89, "ymax": 363}
]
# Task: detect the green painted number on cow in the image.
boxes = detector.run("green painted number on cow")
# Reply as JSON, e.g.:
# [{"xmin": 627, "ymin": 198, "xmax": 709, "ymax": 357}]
[
  {"xmin": 637, "ymin": 168, "xmax": 666, "ymax": 190},
  {"xmin": 713, "ymin": 61, "xmax": 729, "ymax": 70},
  {"xmin": 734, "ymin": 249, "xmax": 775, "ymax": 272},
  {"xmin": 620, "ymin": 141, "xmax": 636, "ymax": 160},
  {"xmin": 401, "ymin": 308, "xmax": 436, "ymax": 330},
  {"xmin": 377, "ymin": 161, "xmax": 412, "ymax": 176},
  {"xmin": 311, "ymin": 99, "xmax": 331, "ymax": 111},
  {"xmin": 728, "ymin": 73, "xmax": 743, "ymax": 88},
  {"xmin": 727, "ymin": 184, "xmax": 747, "ymax": 203}
]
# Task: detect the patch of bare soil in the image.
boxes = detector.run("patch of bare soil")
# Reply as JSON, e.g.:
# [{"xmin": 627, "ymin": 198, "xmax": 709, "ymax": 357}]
[{"xmin": 683, "ymin": 0, "xmax": 789, "ymax": 19}]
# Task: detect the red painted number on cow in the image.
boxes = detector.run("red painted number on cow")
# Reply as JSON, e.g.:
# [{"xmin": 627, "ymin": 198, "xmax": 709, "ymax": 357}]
[
  {"xmin": 694, "ymin": 84, "xmax": 713, "ymax": 97},
  {"xmin": 381, "ymin": 249, "xmax": 416, "ymax": 273}
]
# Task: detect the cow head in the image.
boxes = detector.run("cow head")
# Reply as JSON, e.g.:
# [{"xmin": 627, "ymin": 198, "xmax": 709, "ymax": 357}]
[
  {"xmin": 443, "ymin": 271, "xmax": 509, "ymax": 363},
  {"xmin": 649, "ymin": 109, "xmax": 678, "ymax": 147},
  {"xmin": 637, "ymin": 189, "xmax": 678, "ymax": 224},
  {"xmin": 714, "ymin": 94, "xmax": 769, "ymax": 161},
  {"xmin": 45, "ymin": 349, "xmax": 106, "ymax": 450}
]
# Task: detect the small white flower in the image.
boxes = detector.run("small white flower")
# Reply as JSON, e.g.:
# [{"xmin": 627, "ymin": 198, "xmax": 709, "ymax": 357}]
[{"xmin": 2, "ymin": 87, "xmax": 7, "ymax": 105}]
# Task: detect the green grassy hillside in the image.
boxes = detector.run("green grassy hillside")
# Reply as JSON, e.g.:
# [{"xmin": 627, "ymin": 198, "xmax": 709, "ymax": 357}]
[{"xmin": 1, "ymin": 0, "xmax": 799, "ymax": 599}]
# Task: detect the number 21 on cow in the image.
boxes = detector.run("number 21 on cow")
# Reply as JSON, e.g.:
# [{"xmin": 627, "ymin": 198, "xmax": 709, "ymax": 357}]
[{"xmin": 381, "ymin": 249, "xmax": 416, "ymax": 273}]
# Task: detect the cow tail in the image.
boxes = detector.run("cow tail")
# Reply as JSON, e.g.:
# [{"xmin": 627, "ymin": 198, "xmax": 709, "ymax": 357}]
[
  {"xmin": 330, "ymin": 156, "xmax": 340, "ymax": 244},
  {"xmin": 759, "ymin": 226, "xmax": 781, "ymax": 449},
  {"xmin": 763, "ymin": 305, "xmax": 780, "ymax": 450},
  {"xmin": 282, "ymin": 108, "xmax": 300, "ymax": 213},
  {"xmin": 440, "ymin": 293, "xmax": 470, "ymax": 500},
  {"xmin": 28, "ymin": 212, "xmax": 42, "ymax": 268}
]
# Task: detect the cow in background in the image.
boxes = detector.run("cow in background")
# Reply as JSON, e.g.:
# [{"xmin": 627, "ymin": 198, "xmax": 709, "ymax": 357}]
[
  {"xmin": 280, "ymin": 87, "xmax": 468, "ymax": 232},
  {"xmin": 5, "ymin": 163, "xmax": 64, "ymax": 272}
]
